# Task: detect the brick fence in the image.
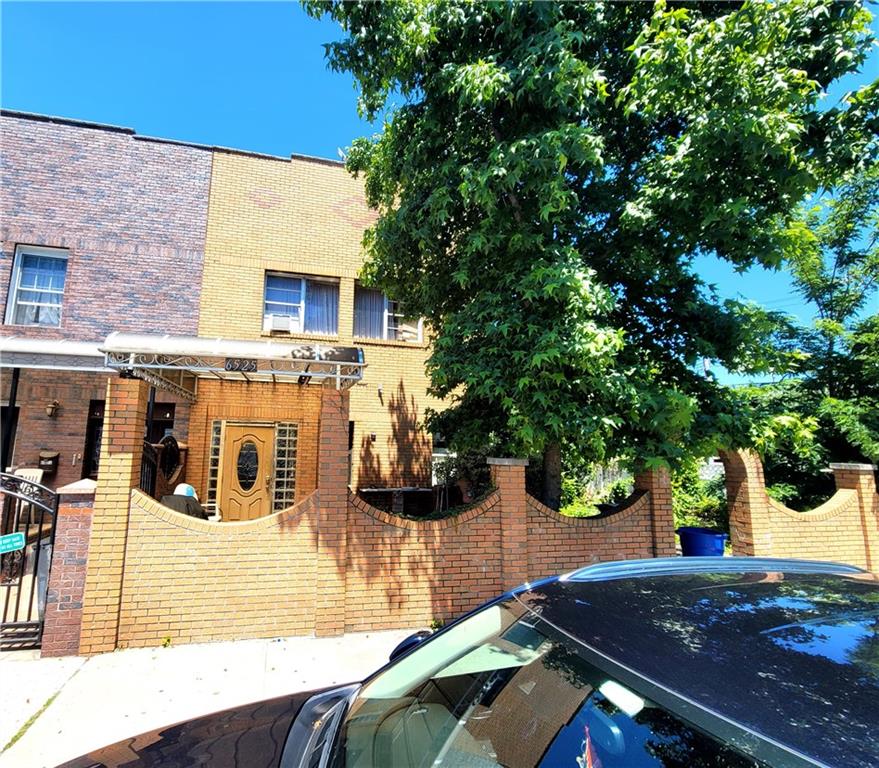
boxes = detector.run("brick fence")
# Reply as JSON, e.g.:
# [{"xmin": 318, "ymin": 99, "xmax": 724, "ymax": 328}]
[
  {"xmin": 43, "ymin": 455, "xmax": 672, "ymax": 654},
  {"xmin": 721, "ymin": 450, "xmax": 879, "ymax": 569},
  {"xmin": 42, "ymin": 444, "xmax": 879, "ymax": 656},
  {"xmin": 41, "ymin": 480, "xmax": 96, "ymax": 657}
]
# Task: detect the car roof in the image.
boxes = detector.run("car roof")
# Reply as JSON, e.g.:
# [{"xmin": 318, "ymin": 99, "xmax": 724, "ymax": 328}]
[{"xmin": 515, "ymin": 558, "xmax": 879, "ymax": 768}]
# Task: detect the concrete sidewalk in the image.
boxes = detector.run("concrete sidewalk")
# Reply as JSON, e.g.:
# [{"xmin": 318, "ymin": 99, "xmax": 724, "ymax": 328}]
[{"xmin": 0, "ymin": 629, "xmax": 413, "ymax": 768}]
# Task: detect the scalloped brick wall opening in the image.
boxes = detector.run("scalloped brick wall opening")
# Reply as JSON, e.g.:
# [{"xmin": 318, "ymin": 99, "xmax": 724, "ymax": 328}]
[
  {"xmin": 59, "ymin": 430, "xmax": 677, "ymax": 653},
  {"xmin": 721, "ymin": 450, "xmax": 879, "ymax": 570}
]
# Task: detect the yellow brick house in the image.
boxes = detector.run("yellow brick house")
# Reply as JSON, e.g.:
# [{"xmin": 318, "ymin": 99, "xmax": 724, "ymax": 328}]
[{"xmin": 197, "ymin": 147, "xmax": 440, "ymax": 510}]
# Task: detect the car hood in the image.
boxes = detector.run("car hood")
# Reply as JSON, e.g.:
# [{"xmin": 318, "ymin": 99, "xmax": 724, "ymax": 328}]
[{"xmin": 57, "ymin": 687, "xmax": 331, "ymax": 768}]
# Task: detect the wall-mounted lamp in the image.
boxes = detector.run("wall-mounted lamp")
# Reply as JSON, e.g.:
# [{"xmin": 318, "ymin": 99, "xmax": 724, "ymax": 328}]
[{"xmin": 45, "ymin": 400, "xmax": 61, "ymax": 418}]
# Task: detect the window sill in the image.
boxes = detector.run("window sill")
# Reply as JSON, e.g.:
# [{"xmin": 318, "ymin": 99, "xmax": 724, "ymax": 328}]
[
  {"xmin": 260, "ymin": 331, "xmax": 341, "ymax": 344},
  {"xmin": 2, "ymin": 321, "xmax": 63, "ymax": 329},
  {"xmin": 353, "ymin": 336, "xmax": 428, "ymax": 350}
]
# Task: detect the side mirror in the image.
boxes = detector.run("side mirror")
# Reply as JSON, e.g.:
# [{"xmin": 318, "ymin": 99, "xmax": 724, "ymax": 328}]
[{"xmin": 389, "ymin": 630, "xmax": 432, "ymax": 661}]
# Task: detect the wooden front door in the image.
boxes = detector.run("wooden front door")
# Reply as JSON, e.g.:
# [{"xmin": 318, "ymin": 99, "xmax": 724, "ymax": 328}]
[{"xmin": 218, "ymin": 424, "xmax": 274, "ymax": 521}]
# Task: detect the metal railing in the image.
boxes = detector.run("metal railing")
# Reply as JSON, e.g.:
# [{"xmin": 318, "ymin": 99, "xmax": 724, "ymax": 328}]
[
  {"xmin": 0, "ymin": 472, "xmax": 59, "ymax": 649},
  {"xmin": 140, "ymin": 441, "xmax": 158, "ymax": 497}
]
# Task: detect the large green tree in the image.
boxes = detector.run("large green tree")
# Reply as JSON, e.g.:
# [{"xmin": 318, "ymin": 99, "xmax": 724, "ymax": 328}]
[
  {"xmin": 747, "ymin": 164, "xmax": 879, "ymax": 507},
  {"xmin": 306, "ymin": 0, "xmax": 877, "ymax": 508}
]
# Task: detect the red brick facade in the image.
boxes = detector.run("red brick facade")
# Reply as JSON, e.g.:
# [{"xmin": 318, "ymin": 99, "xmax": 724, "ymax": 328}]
[
  {"xmin": 0, "ymin": 113, "xmax": 211, "ymax": 341},
  {"xmin": 1, "ymin": 369, "xmax": 190, "ymax": 489},
  {"xmin": 1, "ymin": 113, "xmax": 209, "ymax": 488},
  {"xmin": 41, "ymin": 482, "xmax": 95, "ymax": 657}
]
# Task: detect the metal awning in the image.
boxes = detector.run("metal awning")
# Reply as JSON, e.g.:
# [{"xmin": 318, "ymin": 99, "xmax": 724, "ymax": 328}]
[
  {"xmin": 0, "ymin": 337, "xmax": 111, "ymax": 372},
  {"xmin": 99, "ymin": 333, "xmax": 365, "ymax": 401}
]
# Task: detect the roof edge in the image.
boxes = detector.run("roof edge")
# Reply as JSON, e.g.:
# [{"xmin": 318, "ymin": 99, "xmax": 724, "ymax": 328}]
[
  {"xmin": 1, "ymin": 109, "xmax": 345, "ymax": 167},
  {"xmin": 0, "ymin": 109, "xmax": 134, "ymax": 135}
]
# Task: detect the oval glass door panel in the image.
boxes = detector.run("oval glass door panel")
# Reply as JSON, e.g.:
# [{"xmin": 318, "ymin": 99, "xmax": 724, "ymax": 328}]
[{"xmin": 236, "ymin": 440, "xmax": 259, "ymax": 491}]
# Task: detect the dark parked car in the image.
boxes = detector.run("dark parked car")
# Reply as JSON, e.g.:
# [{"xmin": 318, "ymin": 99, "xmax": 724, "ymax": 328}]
[{"xmin": 62, "ymin": 557, "xmax": 879, "ymax": 768}]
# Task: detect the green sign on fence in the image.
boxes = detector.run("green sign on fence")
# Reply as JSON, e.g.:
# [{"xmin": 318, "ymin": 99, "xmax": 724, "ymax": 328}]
[{"xmin": 0, "ymin": 532, "xmax": 25, "ymax": 554}]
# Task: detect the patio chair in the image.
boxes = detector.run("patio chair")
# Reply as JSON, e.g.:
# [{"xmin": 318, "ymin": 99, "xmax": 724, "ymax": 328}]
[{"xmin": 13, "ymin": 467, "xmax": 45, "ymax": 527}]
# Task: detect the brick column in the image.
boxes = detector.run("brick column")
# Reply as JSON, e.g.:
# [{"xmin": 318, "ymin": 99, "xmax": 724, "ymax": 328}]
[
  {"xmin": 720, "ymin": 449, "xmax": 772, "ymax": 556},
  {"xmin": 42, "ymin": 479, "xmax": 96, "ymax": 657},
  {"xmin": 488, "ymin": 458, "xmax": 529, "ymax": 590},
  {"xmin": 831, "ymin": 463, "xmax": 879, "ymax": 572},
  {"xmin": 314, "ymin": 385, "xmax": 351, "ymax": 637},
  {"xmin": 634, "ymin": 466, "xmax": 675, "ymax": 557},
  {"xmin": 79, "ymin": 375, "xmax": 148, "ymax": 655}
]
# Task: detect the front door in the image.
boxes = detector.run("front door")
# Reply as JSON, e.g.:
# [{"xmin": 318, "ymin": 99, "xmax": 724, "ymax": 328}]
[{"xmin": 218, "ymin": 424, "xmax": 274, "ymax": 521}]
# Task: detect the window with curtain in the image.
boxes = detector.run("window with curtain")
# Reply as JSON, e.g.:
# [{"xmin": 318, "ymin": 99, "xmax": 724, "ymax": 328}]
[
  {"xmin": 264, "ymin": 273, "xmax": 338, "ymax": 335},
  {"xmin": 5, "ymin": 246, "xmax": 69, "ymax": 327},
  {"xmin": 354, "ymin": 284, "xmax": 423, "ymax": 342},
  {"xmin": 354, "ymin": 285, "xmax": 385, "ymax": 338}
]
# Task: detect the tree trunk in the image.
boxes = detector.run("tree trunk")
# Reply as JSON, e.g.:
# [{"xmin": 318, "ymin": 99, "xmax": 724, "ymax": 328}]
[{"xmin": 543, "ymin": 441, "xmax": 562, "ymax": 511}]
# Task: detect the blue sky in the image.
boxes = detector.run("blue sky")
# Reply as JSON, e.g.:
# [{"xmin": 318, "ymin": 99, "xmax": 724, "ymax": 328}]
[{"xmin": 2, "ymin": 1, "xmax": 877, "ymax": 380}]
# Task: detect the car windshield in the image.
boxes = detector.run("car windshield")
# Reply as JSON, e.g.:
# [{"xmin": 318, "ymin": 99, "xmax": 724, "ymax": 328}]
[{"xmin": 329, "ymin": 599, "xmax": 779, "ymax": 768}]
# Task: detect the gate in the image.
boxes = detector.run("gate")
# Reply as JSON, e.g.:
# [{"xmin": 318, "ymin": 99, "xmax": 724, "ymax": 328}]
[{"xmin": 1, "ymin": 472, "xmax": 58, "ymax": 649}]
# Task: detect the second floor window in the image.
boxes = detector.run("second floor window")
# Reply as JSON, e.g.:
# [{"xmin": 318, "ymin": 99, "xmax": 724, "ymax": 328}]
[
  {"xmin": 263, "ymin": 273, "xmax": 339, "ymax": 336},
  {"xmin": 354, "ymin": 284, "xmax": 423, "ymax": 343},
  {"xmin": 5, "ymin": 245, "xmax": 69, "ymax": 327}
]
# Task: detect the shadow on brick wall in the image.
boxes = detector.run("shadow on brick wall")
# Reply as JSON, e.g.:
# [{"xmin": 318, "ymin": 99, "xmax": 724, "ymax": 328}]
[{"xmin": 357, "ymin": 382, "xmax": 431, "ymax": 489}]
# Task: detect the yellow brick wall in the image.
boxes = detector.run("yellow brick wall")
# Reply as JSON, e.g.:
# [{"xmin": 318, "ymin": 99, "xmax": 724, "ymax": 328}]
[
  {"xmin": 117, "ymin": 490, "xmax": 320, "ymax": 647},
  {"xmin": 200, "ymin": 151, "xmax": 440, "ymax": 488},
  {"xmin": 79, "ymin": 376, "xmax": 149, "ymax": 655}
]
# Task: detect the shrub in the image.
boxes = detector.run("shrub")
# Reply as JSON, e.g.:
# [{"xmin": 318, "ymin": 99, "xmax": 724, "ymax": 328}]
[{"xmin": 671, "ymin": 461, "xmax": 728, "ymax": 532}]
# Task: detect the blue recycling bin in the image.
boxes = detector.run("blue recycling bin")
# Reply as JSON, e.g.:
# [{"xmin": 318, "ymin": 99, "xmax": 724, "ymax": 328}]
[{"xmin": 677, "ymin": 526, "xmax": 727, "ymax": 557}]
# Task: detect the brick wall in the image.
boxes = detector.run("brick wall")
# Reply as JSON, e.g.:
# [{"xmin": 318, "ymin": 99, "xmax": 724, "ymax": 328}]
[
  {"xmin": 0, "ymin": 369, "xmax": 190, "ymax": 490},
  {"xmin": 41, "ymin": 481, "xmax": 95, "ymax": 657},
  {"xmin": 1, "ymin": 113, "xmax": 436, "ymax": 490},
  {"xmin": 345, "ymin": 491, "xmax": 505, "ymax": 632},
  {"xmin": 0, "ymin": 113, "xmax": 211, "ymax": 340},
  {"xmin": 1, "ymin": 371, "xmax": 107, "ymax": 486},
  {"xmin": 116, "ymin": 491, "xmax": 320, "ymax": 647},
  {"xmin": 66, "ymin": 450, "xmax": 672, "ymax": 652},
  {"xmin": 1, "ymin": 113, "xmax": 206, "ymax": 492},
  {"xmin": 315, "ymin": 387, "xmax": 350, "ymax": 636},
  {"xmin": 722, "ymin": 450, "xmax": 879, "ymax": 569},
  {"xmin": 199, "ymin": 150, "xmax": 438, "ymax": 488},
  {"xmin": 185, "ymin": 379, "xmax": 323, "ymax": 505},
  {"xmin": 79, "ymin": 375, "xmax": 149, "ymax": 655}
]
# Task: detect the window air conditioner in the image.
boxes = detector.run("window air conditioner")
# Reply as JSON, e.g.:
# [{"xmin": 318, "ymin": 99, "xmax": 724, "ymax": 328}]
[{"xmin": 264, "ymin": 314, "xmax": 295, "ymax": 333}]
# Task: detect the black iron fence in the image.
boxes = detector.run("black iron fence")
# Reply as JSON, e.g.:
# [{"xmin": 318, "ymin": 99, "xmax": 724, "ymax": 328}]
[
  {"xmin": 0, "ymin": 472, "xmax": 58, "ymax": 649},
  {"xmin": 140, "ymin": 441, "xmax": 158, "ymax": 497}
]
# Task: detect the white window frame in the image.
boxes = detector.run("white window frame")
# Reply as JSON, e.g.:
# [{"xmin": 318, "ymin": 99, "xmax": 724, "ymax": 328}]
[
  {"xmin": 354, "ymin": 283, "xmax": 424, "ymax": 343},
  {"xmin": 263, "ymin": 272, "xmax": 305, "ymax": 333},
  {"xmin": 4, "ymin": 245, "xmax": 69, "ymax": 327},
  {"xmin": 263, "ymin": 272, "xmax": 339, "ymax": 336},
  {"xmin": 384, "ymin": 297, "xmax": 423, "ymax": 343}
]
